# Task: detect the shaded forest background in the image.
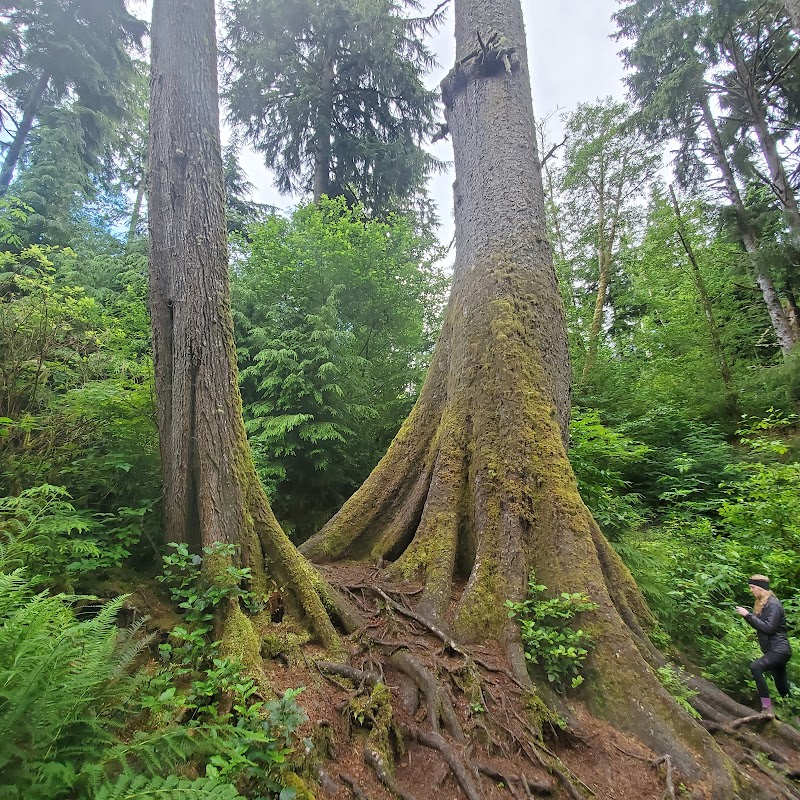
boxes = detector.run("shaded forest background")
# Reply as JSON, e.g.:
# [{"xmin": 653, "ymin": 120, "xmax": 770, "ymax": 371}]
[{"xmin": 1, "ymin": 0, "xmax": 800, "ymax": 797}]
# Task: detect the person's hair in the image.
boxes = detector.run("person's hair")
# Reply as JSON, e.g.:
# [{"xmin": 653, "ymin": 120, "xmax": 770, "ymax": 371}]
[{"xmin": 750, "ymin": 574, "xmax": 773, "ymax": 614}]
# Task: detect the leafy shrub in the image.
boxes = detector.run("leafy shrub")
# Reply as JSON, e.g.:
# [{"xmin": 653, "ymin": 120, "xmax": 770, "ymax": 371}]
[
  {"xmin": 615, "ymin": 413, "xmax": 800, "ymax": 702},
  {"xmin": 506, "ymin": 573, "xmax": 597, "ymax": 689},
  {"xmin": 569, "ymin": 409, "xmax": 648, "ymax": 537},
  {"xmin": 616, "ymin": 408, "xmax": 735, "ymax": 517},
  {"xmin": 0, "ymin": 484, "xmax": 143, "ymax": 584},
  {"xmin": 145, "ymin": 543, "xmax": 308, "ymax": 797}
]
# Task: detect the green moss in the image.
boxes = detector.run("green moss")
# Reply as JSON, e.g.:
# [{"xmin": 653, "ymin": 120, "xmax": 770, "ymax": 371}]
[
  {"xmin": 220, "ymin": 602, "xmax": 264, "ymax": 677},
  {"xmin": 261, "ymin": 627, "xmax": 310, "ymax": 663},
  {"xmin": 281, "ymin": 772, "xmax": 315, "ymax": 800},
  {"xmin": 348, "ymin": 682, "xmax": 395, "ymax": 764}
]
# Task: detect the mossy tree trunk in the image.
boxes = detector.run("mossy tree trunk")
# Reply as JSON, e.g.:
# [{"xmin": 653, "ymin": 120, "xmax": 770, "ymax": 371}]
[
  {"xmin": 302, "ymin": 0, "xmax": 741, "ymax": 793},
  {"xmin": 148, "ymin": 0, "xmax": 338, "ymax": 650}
]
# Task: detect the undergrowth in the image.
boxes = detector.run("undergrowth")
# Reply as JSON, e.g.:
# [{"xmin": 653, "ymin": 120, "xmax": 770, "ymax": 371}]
[
  {"xmin": 0, "ymin": 542, "xmax": 309, "ymax": 800},
  {"xmin": 506, "ymin": 573, "xmax": 598, "ymax": 689}
]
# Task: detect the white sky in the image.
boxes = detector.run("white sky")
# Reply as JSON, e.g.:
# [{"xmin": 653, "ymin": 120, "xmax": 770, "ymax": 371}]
[{"xmin": 133, "ymin": 0, "xmax": 626, "ymax": 244}]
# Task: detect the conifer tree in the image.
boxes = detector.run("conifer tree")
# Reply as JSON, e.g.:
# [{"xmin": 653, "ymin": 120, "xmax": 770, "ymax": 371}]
[
  {"xmin": 0, "ymin": 0, "xmax": 146, "ymax": 191},
  {"xmin": 222, "ymin": 0, "xmax": 443, "ymax": 216}
]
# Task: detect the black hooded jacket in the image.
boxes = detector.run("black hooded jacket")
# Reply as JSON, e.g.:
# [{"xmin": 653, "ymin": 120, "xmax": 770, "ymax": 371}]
[{"xmin": 745, "ymin": 595, "xmax": 792, "ymax": 657}]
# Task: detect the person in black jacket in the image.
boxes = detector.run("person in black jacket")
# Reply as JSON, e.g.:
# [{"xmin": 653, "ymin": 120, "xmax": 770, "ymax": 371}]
[{"xmin": 736, "ymin": 574, "xmax": 792, "ymax": 715}]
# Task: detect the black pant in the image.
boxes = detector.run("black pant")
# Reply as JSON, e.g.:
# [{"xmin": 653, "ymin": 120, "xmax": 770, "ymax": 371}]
[{"xmin": 750, "ymin": 650, "xmax": 791, "ymax": 699}]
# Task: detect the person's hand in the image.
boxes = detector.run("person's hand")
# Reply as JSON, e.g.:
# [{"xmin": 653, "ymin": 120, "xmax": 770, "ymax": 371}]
[{"xmin": 735, "ymin": 606, "xmax": 750, "ymax": 617}]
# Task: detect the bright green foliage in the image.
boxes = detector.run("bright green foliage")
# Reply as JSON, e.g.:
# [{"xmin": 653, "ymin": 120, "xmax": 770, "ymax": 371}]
[
  {"xmin": 233, "ymin": 197, "xmax": 446, "ymax": 537},
  {"xmin": 0, "ymin": 484, "xmax": 141, "ymax": 583},
  {"xmin": 615, "ymin": 413, "xmax": 800, "ymax": 701},
  {"xmin": 159, "ymin": 542, "xmax": 264, "ymax": 625},
  {"xmin": 145, "ymin": 544, "xmax": 308, "ymax": 797},
  {"xmin": 569, "ymin": 409, "xmax": 648, "ymax": 537},
  {"xmin": 0, "ymin": 209, "xmax": 159, "ymax": 550},
  {"xmin": 93, "ymin": 775, "xmax": 248, "ymax": 800},
  {"xmin": 0, "ymin": 570, "xmax": 150, "ymax": 799},
  {"xmin": 717, "ymin": 412, "xmax": 800, "ymax": 596},
  {"xmin": 222, "ymin": 0, "xmax": 442, "ymax": 216},
  {"xmin": 506, "ymin": 574, "xmax": 598, "ymax": 689}
]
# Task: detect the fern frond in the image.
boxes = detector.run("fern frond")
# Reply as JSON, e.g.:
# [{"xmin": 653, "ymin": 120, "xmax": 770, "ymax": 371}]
[{"xmin": 93, "ymin": 773, "xmax": 247, "ymax": 800}]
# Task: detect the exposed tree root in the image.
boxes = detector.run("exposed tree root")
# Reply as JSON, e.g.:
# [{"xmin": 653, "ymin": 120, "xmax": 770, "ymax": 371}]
[
  {"xmin": 402, "ymin": 724, "xmax": 482, "ymax": 800},
  {"xmin": 364, "ymin": 747, "xmax": 419, "ymax": 800},
  {"xmin": 739, "ymin": 753, "xmax": 800, "ymax": 800},
  {"xmin": 339, "ymin": 771, "xmax": 373, "ymax": 800},
  {"xmin": 474, "ymin": 762, "xmax": 554, "ymax": 797}
]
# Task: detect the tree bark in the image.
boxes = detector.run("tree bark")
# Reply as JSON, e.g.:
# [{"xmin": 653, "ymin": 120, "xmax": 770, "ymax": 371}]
[
  {"xmin": 148, "ymin": 0, "xmax": 339, "ymax": 651},
  {"xmin": 0, "ymin": 71, "xmax": 51, "ymax": 192},
  {"xmin": 786, "ymin": 0, "xmax": 800, "ymax": 32},
  {"xmin": 669, "ymin": 185, "xmax": 738, "ymax": 412},
  {"xmin": 581, "ymin": 150, "xmax": 627, "ymax": 385},
  {"xmin": 302, "ymin": 0, "xmax": 741, "ymax": 793},
  {"xmin": 700, "ymin": 93, "xmax": 797, "ymax": 356},
  {"xmin": 126, "ymin": 166, "xmax": 147, "ymax": 247}
]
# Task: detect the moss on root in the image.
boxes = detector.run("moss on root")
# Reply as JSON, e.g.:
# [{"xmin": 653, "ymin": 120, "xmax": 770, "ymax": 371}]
[
  {"xmin": 280, "ymin": 772, "xmax": 315, "ymax": 800},
  {"xmin": 347, "ymin": 682, "xmax": 397, "ymax": 766},
  {"xmin": 220, "ymin": 602, "xmax": 264, "ymax": 677}
]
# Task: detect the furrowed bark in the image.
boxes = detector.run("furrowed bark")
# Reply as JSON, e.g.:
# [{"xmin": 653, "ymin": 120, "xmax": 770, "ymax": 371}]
[
  {"xmin": 148, "ymin": 0, "xmax": 338, "ymax": 650},
  {"xmin": 305, "ymin": 0, "xmax": 746, "ymax": 794}
]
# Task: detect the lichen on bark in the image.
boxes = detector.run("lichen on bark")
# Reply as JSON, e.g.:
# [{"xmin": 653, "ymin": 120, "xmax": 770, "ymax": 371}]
[
  {"xmin": 148, "ymin": 0, "xmax": 340, "ymax": 663},
  {"xmin": 300, "ymin": 0, "xmax": 748, "ymax": 795}
]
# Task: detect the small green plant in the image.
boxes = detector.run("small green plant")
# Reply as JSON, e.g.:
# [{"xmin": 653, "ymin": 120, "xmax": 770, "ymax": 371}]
[
  {"xmin": 145, "ymin": 543, "xmax": 308, "ymax": 796},
  {"xmin": 655, "ymin": 663, "xmax": 700, "ymax": 718},
  {"xmin": 159, "ymin": 542, "xmax": 263, "ymax": 620},
  {"xmin": 506, "ymin": 573, "xmax": 598, "ymax": 689},
  {"xmin": 0, "ymin": 484, "xmax": 141, "ymax": 584}
]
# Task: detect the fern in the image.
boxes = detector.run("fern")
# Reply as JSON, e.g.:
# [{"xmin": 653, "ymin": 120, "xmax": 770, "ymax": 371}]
[
  {"xmin": 93, "ymin": 774, "xmax": 247, "ymax": 800},
  {"xmin": 0, "ymin": 571, "xmax": 141, "ymax": 799}
]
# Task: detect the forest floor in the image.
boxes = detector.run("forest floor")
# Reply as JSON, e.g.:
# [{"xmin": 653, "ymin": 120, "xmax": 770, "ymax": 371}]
[{"xmin": 124, "ymin": 561, "xmax": 800, "ymax": 800}]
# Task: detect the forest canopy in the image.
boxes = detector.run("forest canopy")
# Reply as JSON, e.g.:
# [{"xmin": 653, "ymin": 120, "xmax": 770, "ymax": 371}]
[{"xmin": 1, "ymin": 1, "xmax": 800, "ymax": 799}]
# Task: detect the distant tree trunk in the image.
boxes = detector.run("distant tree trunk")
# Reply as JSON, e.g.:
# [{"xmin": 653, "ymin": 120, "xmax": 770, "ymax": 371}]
[
  {"xmin": 786, "ymin": 0, "xmax": 800, "ymax": 36},
  {"xmin": 0, "ymin": 71, "xmax": 51, "ymax": 192},
  {"xmin": 126, "ymin": 166, "xmax": 147, "ymax": 247},
  {"xmin": 312, "ymin": 57, "xmax": 334, "ymax": 202},
  {"xmin": 582, "ymin": 151, "xmax": 627, "ymax": 384},
  {"xmin": 727, "ymin": 35, "xmax": 800, "ymax": 250},
  {"xmin": 148, "ymin": 0, "xmax": 338, "ymax": 652},
  {"xmin": 700, "ymin": 94, "xmax": 796, "ymax": 356},
  {"xmin": 669, "ymin": 186, "xmax": 738, "ymax": 412},
  {"xmin": 302, "ymin": 0, "xmax": 739, "ymax": 791}
]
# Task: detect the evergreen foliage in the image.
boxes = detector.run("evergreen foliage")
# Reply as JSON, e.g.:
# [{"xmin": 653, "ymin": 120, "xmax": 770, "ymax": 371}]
[
  {"xmin": 222, "ymin": 0, "xmax": 443, "ymax": 216},
  {"xmin": 233, "ymin": 196, "xmax": 447, "ymax": 538}
]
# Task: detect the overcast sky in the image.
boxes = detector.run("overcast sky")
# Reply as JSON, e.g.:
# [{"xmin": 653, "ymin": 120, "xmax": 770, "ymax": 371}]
[{"xmin": 134, "ymin": 0, "xmax": 627, "ymax": 243}]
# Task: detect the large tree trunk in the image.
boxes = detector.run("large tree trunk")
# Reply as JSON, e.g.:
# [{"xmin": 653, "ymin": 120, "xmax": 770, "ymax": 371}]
[
  {"xmin": 700, "ymin": 94, "xmax": 797, "ymax": 356},
  {"xmin": 148, "ymin": 0, "xmax": 339, "ymax": 652},
  {"xmin": 0, "ymin": 71, "xmax": 51, "ymax": 192},
  {"xmin": 302, "ymin": 0, "xmax": 741, "ymax": 793}
]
